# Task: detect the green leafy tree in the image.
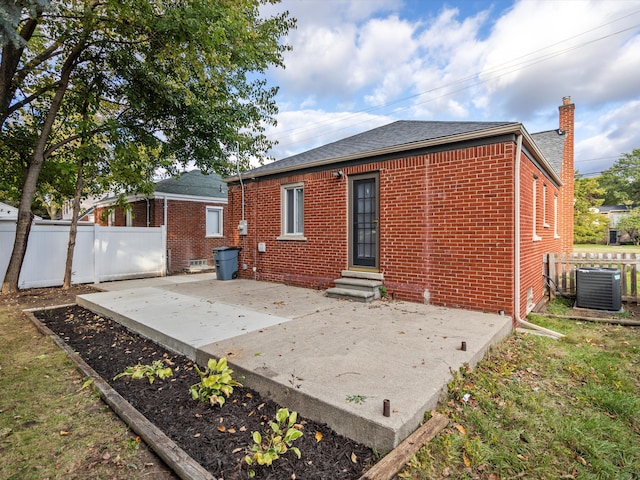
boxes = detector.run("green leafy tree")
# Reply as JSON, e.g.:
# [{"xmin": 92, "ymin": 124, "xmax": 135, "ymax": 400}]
[
  {"xmin": 598, "ymin": 149, "xmax": 640, "ymax": 205},
  {"xmin": 616, "ymin": 208, "xmax": 640, "ymax": 245},
  {"xmin": 574, "ymin": 174, "xmax": 607, "ymax": 244},
  {"xmin": 1, "ymin": 0, "xmax": 295, "ymax": 293}
]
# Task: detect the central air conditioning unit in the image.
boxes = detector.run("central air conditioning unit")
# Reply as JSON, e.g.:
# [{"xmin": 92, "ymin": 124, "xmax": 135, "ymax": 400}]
[{"xmin": 575, "ymin": 267, "xmax": 622, "ymax": 311}]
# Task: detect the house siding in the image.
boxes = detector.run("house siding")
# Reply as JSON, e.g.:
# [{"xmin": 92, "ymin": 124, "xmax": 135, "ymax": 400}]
[
  {"xmin": 228, "ymin": 172, "xmax": 347, "ymax": 289},
  {"xmin": 519, "ymin": 153, "xmax": 562, "ymax": 319},
  {"xmin": 228, "ymin": 133, "xmax": 568, "ymax": 318},
  {"xmin": 425, "ymin": 143, "xmax": 516, "ymax": 313}
]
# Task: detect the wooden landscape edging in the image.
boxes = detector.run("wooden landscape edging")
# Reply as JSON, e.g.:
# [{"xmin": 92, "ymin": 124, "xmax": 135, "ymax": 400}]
[
  {"xmin": 26, "ymin": 305, "xmax": 452, "ymax": 480},
  {"xmin": 536, "ymin": 312, "xmax": 640, "ymax": 327},
  {"xmin": 25, "ymin": 308, "xmax": 216, "ymax": 480},
  {"xmin": 358, "ymin": 412, "xmax": 449, "ymax": 480}
]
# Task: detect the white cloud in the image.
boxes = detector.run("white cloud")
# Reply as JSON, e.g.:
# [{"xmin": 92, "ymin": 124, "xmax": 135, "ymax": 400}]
[
  {"xmin": 478, "ymin": 1, "xmax": 640, "ymax": 116},
  {"xmin": 264, "ymin": 109, "xmax": 393, "ymax": 160},
  {"xmin": 263, "ymin": 0, "xmax": 640, "ymax": 170},
  {"xmin": 575, "ymin": 99, "xmax": 640, "ymax": 174}
]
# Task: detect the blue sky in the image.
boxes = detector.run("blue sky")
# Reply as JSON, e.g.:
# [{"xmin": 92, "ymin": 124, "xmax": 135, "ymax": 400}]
[{"xmin": 259, "ymin": 0, "xmax": 640, "ymax": 176}]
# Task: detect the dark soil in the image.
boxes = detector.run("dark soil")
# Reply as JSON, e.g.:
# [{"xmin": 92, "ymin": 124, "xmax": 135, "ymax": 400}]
[{"xmin": 34, "ymin": 304, "xmax": 375, "ymax": 480}]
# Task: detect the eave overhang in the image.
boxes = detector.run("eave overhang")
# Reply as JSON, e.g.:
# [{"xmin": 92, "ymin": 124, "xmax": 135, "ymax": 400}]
[{"xmin": 225, "ymin": 123, "xmax": 562, "ymax": 186}]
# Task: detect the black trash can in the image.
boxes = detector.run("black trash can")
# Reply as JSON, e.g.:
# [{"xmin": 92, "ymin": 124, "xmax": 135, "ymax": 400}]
[{"xmin": 212, "ymin": 247, "xmax": 241, "ymax": 280}]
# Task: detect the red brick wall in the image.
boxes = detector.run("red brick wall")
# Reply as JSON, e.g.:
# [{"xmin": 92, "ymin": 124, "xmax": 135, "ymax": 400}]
[
  {"xmin": 228, "ymin": 136, "xmax": 568, "ymax": 317},
  {"xmin": 163, "ymin": 200, "xmax": 228, "ymax": 273},
  {"xmin": 95, "ymin": 199, "xmax": 228, "ymax": 273},
  {"xmin": 519, "ymin": 153, "xmax": 562, "ymax": 319},
  {"xmin": 228, "ymin": 140, "xmax": 562, "ymax": 316},
  {"xmin": 227, "ymin": 172, "xmax": 348, "ymax": 289},
  {"xmin": 424, "ymin": 143, "xmax": 516, "ymax": 314}
]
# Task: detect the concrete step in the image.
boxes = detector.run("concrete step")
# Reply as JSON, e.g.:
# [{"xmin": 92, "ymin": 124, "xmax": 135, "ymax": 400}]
[
  {"xmin": 341, "ymin": 270, "xmax": 384, "ymax": 281},
  {"xmin": 334, "ymin": 278, "xmax": 383, "ymax": 292},
  {"xmin": 325, "ymin": 287, "xmax": 376, "ymax": 302},
  {"xmin": 184, "ymin": 265, "xmax": 215, "ymax": 273}
]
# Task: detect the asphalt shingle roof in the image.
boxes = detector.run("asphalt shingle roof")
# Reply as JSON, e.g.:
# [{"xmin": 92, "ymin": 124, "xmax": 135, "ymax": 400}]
[
  {"xmin": 247, "ymin": 120, "xmax": 517, "ymax": 176},
  {"xmin": 155, "ymin": 170, "xmax": 226, "ymax": 198},
  {"xmin": 530, "ymin": 129, "xmax": 566, "ymax": 176}
]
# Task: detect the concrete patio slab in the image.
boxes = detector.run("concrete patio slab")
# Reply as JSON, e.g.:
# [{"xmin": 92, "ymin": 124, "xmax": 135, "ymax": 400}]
[{"xmin": 77, "ymin": 275, "xmax": 512, "ymax": 451}]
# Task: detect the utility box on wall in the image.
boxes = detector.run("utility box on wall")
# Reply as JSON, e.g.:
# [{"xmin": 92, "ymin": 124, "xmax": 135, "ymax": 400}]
[{"xmin": 575, "ymin": 267, "xmax": 622, "ymax": 311}]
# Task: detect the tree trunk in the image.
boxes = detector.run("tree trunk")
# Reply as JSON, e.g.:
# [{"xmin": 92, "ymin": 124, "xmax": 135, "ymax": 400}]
[
  {"xmin": 1, "ymin": 42, "xmax": 84, "ymax": 294},
  {"xmin": 63, "ymin": 158, "xmax": 84, "ymax": 289},
  {"xmin": 0, "ymin": 12, "xmax": 42, "ymax": 128}
]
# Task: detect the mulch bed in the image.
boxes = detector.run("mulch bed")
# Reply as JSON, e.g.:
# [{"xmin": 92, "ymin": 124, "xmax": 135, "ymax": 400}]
[{"xmin": 34, "ymin": 305, "xmax": 374, "ymax": 480}]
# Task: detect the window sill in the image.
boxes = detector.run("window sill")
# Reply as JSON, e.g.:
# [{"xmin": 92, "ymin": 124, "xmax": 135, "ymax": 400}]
[
  {"xmin": 554, "ymin": 234, "xmax": 561, "ymax": 239},
  {"xmin": 543, "ymin": 223, "xmax": 550, "ymax": 228},
  {"xmin": 277, "ymin": 235, "xmax": 307, "ymax": 241},
  {"xmin": 533, "ymin": 235, "xmax": 542, "ymax": 242},
  {"xmin": 205, "ymin": 234, "xmax": 224, "ymax": 238}
]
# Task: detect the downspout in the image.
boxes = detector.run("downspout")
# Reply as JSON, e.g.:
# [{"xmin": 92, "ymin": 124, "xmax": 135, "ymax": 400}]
[
  {"xmin": 514, "ymin": 134, "xmax": 523, "ymax": 324},
  {"xmin": 164, "ymin": 195, "xmax": 169, "ymax": 274},
  {"xmin": 146, "ymin": 198, "xmax": 150, "ymax": 227},
  {"xmin": 163, "ymin": 195, "xmax": 168, "ymax": 227}
]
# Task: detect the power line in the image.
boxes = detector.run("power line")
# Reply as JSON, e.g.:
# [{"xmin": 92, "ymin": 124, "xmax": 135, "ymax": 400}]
[{"xmin": 268, "ymin": 9, "xmax": 640, "ymax": 154}]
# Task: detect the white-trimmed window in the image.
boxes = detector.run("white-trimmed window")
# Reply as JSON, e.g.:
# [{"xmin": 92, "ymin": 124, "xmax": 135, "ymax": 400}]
[
  {"xmin": 206, "ymin": 206, "xmax": 223, "ymax": 237},
  {"xmin": 554, "ymin": 194, "xmax": 560, "ymax": 238},
  {"xmin": 125, "ymin": 209, "xmax": 133, "ymax": 227},
  {"xmin": 280, "ymin": 182, "xmax": 304, "ymax": 238},
  {"xmin": 107, "ymin": 209, "xmax": 115, "ymax": 227},
  {"xmin": 533, "ymin": 176, "xmax": 541, "ymax": 241},
  {"xmin": 542, "ymin": 183, "xmax": 549, "ymax": 227}
]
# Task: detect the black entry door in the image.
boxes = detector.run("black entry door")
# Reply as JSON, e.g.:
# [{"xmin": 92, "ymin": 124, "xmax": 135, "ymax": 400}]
[{"xmin": 351, "ymin": 176, "xmax": 378, "ymax": 268}]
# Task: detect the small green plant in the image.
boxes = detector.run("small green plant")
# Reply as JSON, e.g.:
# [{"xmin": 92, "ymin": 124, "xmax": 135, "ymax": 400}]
[
  {"xmin": 125, "ymin": 436, "xmax": 141, "ymax": 451},
  {"xmin": 378, "ymin": 286, "xmax": 388, "ymax": 298},
  {"xmin": 245, "ymin": 408, "xmax": 303, "ymax": 477},
  {"xmin": 346, "ymin": 394, "xmax": 368, "ymax": 404},
  {"xmin": 113, "ymin": 360, "xmax": 172, "ymax": 384},
  {"xmin": 189, "ymin": 357, "xmax": 241, "ymax": 407}
]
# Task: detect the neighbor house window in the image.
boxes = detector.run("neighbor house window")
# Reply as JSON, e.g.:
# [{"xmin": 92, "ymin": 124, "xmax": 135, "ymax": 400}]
[
  {"xmin": 125, "ymin": 209, "xmax": 133, "ymax": 227},
  {"xmin": 280, "ymin": 182, "xmax": 304, "ymax": 238},
  {"xmin": 206, "ymin": 206, "xmax": 223, "ymax": 237},
  {"xmin": 107, "ymin": 209, "xmax": 115, "ymax": 227},
  {"xmin": 554, "ymin": 194, "xmax": 560, "ymax": 238},
  {"xmin": 533, "ymin": 176, "xmax": 541, "ymax": 241},
  {"xmin": 543, "ymin": 183, "xmax": 549, "ymax": 227}
]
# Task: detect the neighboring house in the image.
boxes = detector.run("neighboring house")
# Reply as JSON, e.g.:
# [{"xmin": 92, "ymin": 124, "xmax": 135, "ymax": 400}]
[
  {"xmin": 94, "ymin": 170, "xmax": 228, "ymax": 273},
  {"xmin": 597, "ymin": 205, "xmax": 636, "ymax": 244},
  {"xmin": 225, "ymin": 98, "xmax": 575, "ymax": 321},
  {"xmin": 62, "ymin": 196, "xmax": 100, "ymax": 222},
  {"xmin": 0, "ymin": 201, "xmax": 42, "ymax": 221},
  {"xmin": 0, "ymin": 201, "xmax": 19, "ymax": 220}
]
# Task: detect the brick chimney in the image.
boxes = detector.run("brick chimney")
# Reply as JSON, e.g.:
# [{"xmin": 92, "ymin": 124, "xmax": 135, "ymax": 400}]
[{"xmin": 559, "ymin": 96, "xmax": 575, "ymax": 253}]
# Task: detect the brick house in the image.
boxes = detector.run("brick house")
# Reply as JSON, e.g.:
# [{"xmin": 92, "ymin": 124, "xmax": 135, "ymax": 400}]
[
  {"xmin": 226, "ymin": 98, "xmax": 575, "ymax": 320},
  {"xmin": 94, "ymin": 170, "xmax": 228, "ymax": 273}
]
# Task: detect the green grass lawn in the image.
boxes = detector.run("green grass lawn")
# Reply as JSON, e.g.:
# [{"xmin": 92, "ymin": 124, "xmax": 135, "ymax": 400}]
[
  {"xmin": 399, "ymin": 312, "xmax": 640, "ymax": 479},
  {"xmin": 0, "ymin": 293, "xmax": 174, "ymax": 480},
  {"xmin": 574, "ymin": 244, "xmax": 640, "ymax": 254}
]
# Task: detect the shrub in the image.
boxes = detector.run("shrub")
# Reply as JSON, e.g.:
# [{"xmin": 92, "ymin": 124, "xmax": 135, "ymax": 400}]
[{"xmin": 189, "ymin": 357, "xmax": 241, "ymax": 407}]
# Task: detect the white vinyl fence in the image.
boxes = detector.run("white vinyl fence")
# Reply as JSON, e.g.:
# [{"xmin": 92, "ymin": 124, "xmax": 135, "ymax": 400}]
[{"xmin": 0, "ymin": 220, "xmax": 166, "ymax": 289}]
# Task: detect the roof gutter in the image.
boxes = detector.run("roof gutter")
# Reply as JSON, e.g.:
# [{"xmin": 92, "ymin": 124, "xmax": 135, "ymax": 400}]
[
  {"xmin": 93, "ymin": 192, "xmax": 228, "ymax": 208},
  {"xmin": 227, "ymin": 124, "xmax": 562, "ymax": 185}
]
